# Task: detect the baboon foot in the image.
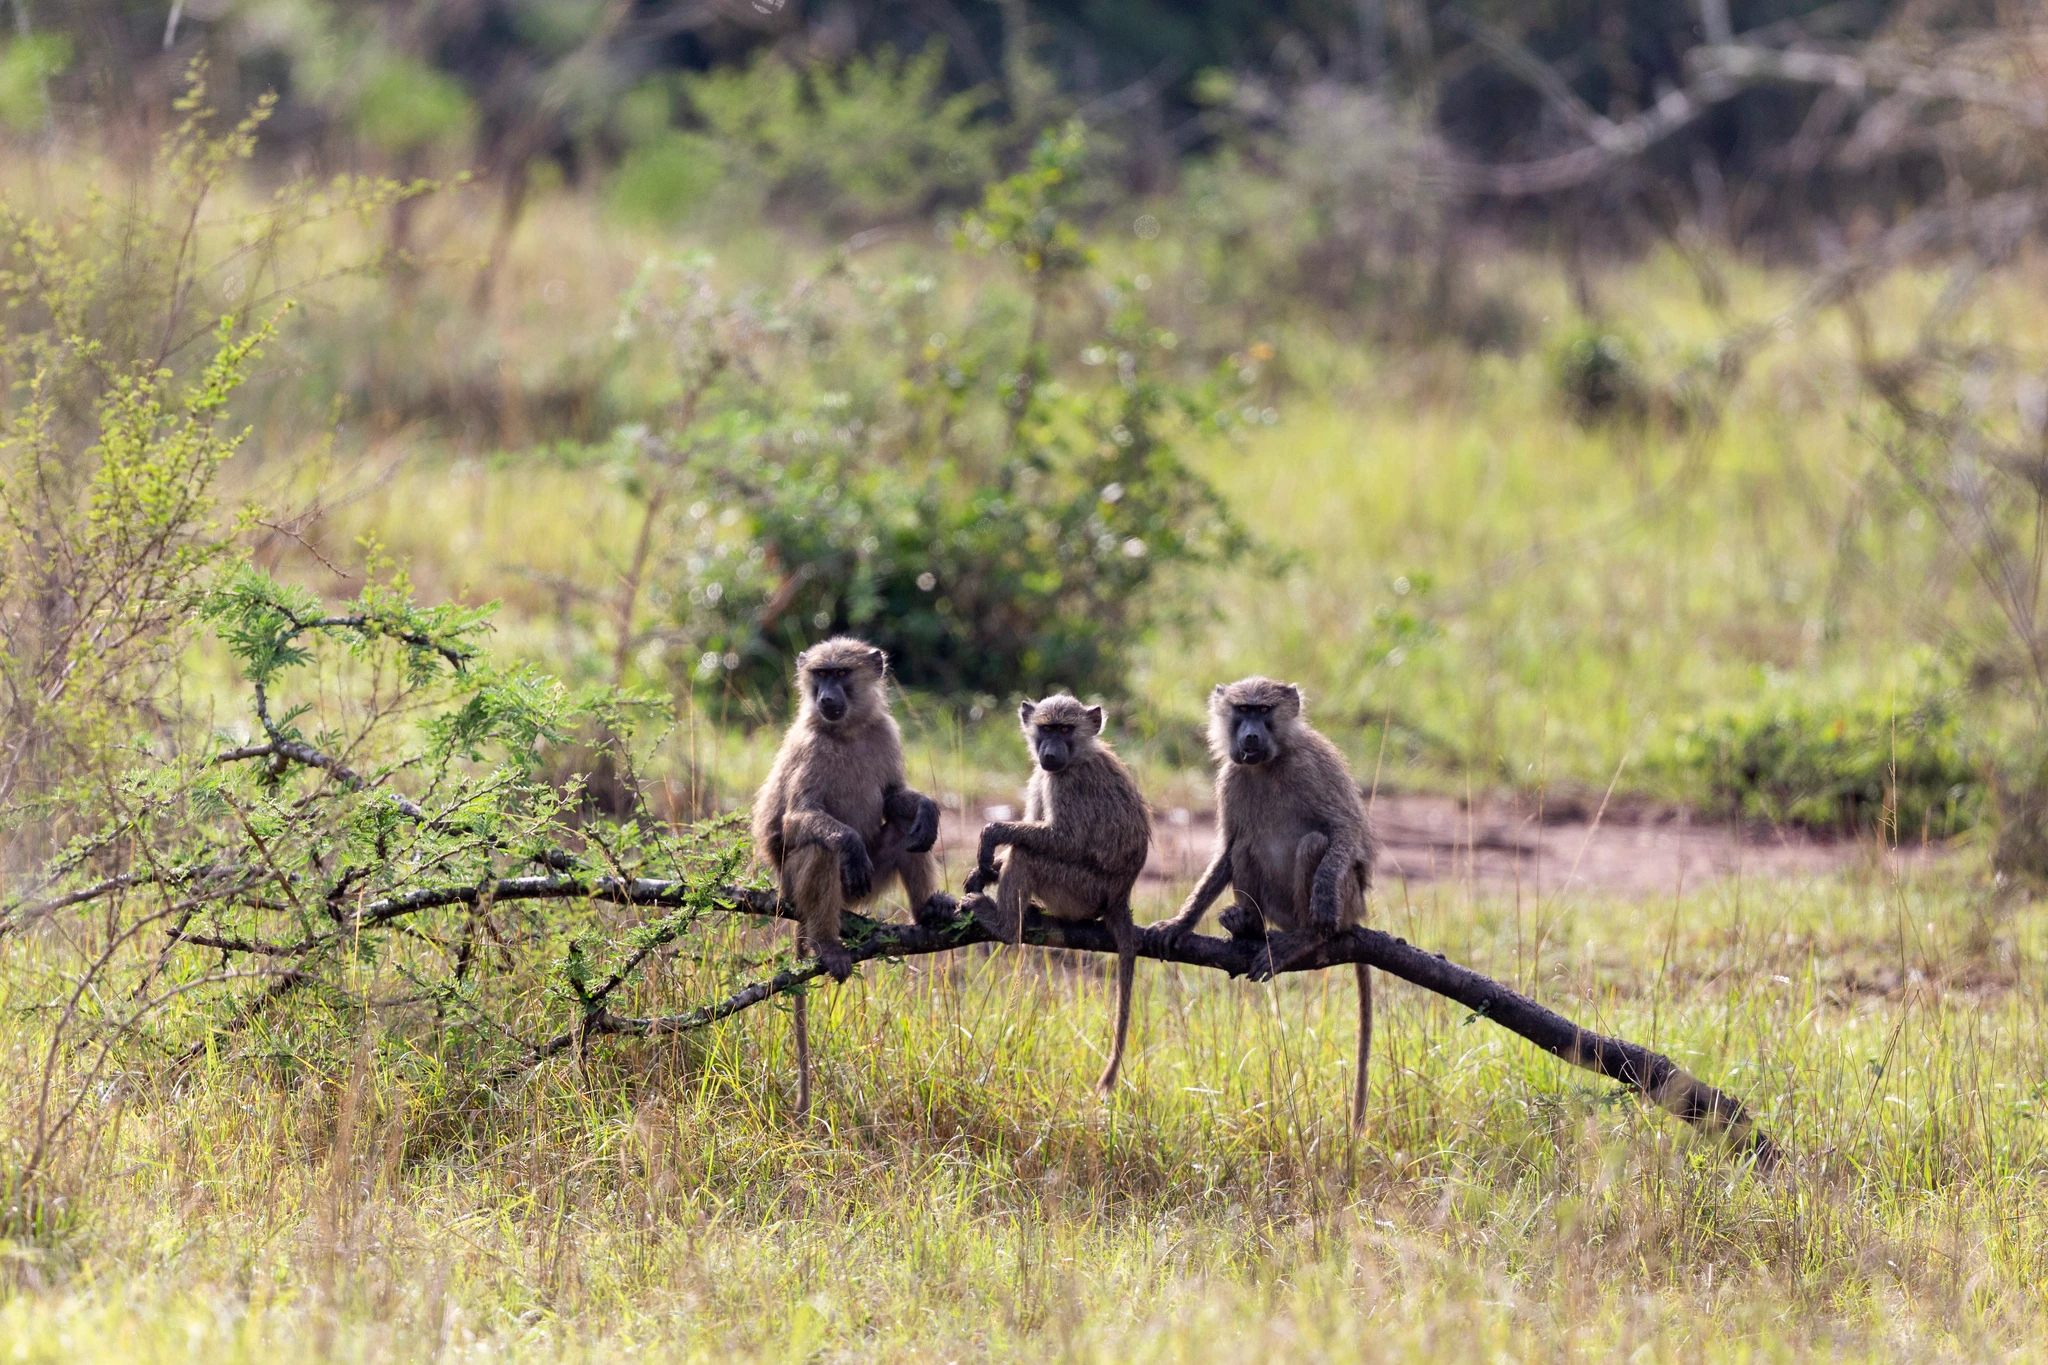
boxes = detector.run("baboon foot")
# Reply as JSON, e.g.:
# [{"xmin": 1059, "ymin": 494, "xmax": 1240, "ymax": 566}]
[
  {"xmin": 1219, "ymin": 904, "xmax": 1267, "ymax": 941},
  {"xmin": 960, "ymin": 892, "xmax": 1004, "ymax": 937},
  {"xmin": 814, "ymin": 939, "xmax": 854, "ymax": 982},
  {"xmin": 913, "ymin": 891, "xmax": 957, "ymax": 928}
]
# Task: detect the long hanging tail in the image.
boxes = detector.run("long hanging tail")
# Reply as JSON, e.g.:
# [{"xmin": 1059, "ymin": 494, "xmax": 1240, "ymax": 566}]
[
  {"xmin": 1096, "ymin": 924, "xmax": 1137, "ymax": 1096},
  {"xmin": 794, "ymin": 931, "xmax": 813, "ymax": 1123},
  {"xmin": 1351, "ymin": 963, "xmax": 1373, "ymax": 1134}
]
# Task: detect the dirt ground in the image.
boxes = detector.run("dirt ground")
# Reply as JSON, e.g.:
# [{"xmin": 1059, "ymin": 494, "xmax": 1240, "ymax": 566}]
[{"xmin": 938, "ymin": 790, "xmax": 1950, "ymax": 901}]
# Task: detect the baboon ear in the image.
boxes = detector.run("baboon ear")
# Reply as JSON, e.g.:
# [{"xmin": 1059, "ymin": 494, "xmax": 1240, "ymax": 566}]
[
  {"xmin": 1018, "ymin": 699, "xmax": 1036, "ymax": 727},
  {"xmin": 868, "ymin": 647, "xmax": 887, "ymax": 672},
  {"xmin": 1211, "ymin": 683, "xmax": 1226, "ymax": 700},
  {"xmin": 1282, "ymin": 684, "xmax": 1302, "ymax": 707},
  {"xmin": 1084, "ymin": 705, "xmax": 1104, "ymax": 734}
]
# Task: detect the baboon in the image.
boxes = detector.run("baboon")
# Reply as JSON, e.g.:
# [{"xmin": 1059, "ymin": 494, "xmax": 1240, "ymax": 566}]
[
  {"xmin": 962, "ymin": 695, "xmax": 1152, "ymax": 1095},
  {"xmin": 1162, "ymin": 677, "xmax": 1378, "ymax": 1131},
  {"xmin": 751, "ymin": 637, "xmax": 947, "ymax": 1116}
]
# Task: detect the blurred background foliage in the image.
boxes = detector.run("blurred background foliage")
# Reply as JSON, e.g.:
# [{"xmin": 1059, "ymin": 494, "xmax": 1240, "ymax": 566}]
[{"xmin": 3, "ymin": 0, "xmax": 2047, "ymax": 851}]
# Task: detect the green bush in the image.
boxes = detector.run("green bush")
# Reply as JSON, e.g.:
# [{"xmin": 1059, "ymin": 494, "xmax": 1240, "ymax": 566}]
[
  {"xmin": 674, "ymin": 341, "xmax": 1249, "ymax": 700},
  {"xmin": 1660, "ymin": 678, "xmax": 1984, "ymax": 839}
]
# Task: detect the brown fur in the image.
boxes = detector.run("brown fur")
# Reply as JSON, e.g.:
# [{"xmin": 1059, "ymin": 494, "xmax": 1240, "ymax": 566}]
[
  {"xmin": 963, "ymin": 695, "xmax": 1152, "ymax": 1095},
  {"xmin": 1163, "ymin": 677, "xmax": 1378, "ymax": 1132},
  {"xmin": 750, "ymin": 637, "xmax": 944, "ymax": 1118}
]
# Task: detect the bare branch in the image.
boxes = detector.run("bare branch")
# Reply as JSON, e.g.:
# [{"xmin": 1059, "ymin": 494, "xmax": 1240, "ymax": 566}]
[
  {"xmin": 1443, "ymin": 25, "xmax": 1744, "ymax": 196},
  {"xmin": 1692, "ymin": 43, "xmax": 2048, "ymax": 129}
]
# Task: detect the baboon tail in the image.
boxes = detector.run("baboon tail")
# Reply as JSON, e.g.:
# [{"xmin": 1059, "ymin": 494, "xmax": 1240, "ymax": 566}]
[
  {"xmin": 793, "ymin": 929, "xmax": 814, "ymax": 1124},
  {"xmin": 793, "ymin": 991, "xmax": 813, "ymax": 1123},
  {"xmin": 1351, "ymin": 962, "xmax": 1373, "ymax": 1134},
  {"xmin": 1096, "ymin": 935, "xmax": 1137, "ymax": 1096}
]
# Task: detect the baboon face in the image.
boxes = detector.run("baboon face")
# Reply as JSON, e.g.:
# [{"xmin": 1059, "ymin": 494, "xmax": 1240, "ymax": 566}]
[
  {"xmin": 1019, "ymin": 694, "xmax": 1104, "ymax": 774},
  {"xmin": 1210, "ymin": 677, "xmax": 1303, "ymax": 767},
  {"xmin": 798, "ymin": 638, "xmax": 889, "ymax": 728}
]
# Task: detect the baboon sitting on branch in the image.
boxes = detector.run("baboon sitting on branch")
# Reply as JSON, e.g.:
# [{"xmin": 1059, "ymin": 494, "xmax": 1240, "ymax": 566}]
[
  {"xmin": 751, "ymin": 637, "xmax": 947, "ymax": 1115},
  {"xmin": 964, "ymin": 694, "xmax": 1151, "ymax": 1095},
  {"xmin": 1163, "ymin": 677, "xmax": 1378, "ymax": 1131}
]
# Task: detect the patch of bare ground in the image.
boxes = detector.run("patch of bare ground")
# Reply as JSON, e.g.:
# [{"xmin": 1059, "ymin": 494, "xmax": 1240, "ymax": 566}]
[{"xmin": 938, "ymin": 790, "xmax": 1954, "ymax": 901}]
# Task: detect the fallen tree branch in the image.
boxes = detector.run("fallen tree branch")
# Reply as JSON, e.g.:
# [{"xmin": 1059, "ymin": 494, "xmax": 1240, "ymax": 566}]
[
  {"xmin": 115, "ymin": 861, "xmax": 1774, "ymax": 1162},
  {"xmin": 516, "ymin": 884, "xmax": 1781, "ymax": 1166}
]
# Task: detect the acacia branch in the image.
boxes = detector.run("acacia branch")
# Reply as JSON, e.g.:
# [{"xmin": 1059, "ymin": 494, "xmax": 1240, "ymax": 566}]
[{"xmin": 214, "ymin": 738, "xmax": 429, "ymax": 820}]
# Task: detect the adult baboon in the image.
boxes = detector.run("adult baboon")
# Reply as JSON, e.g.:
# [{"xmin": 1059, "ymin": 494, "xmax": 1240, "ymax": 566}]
[
  {"xmin": 1162, "ymin": 677, "xmax": 1378, "ymax": 1131},
  {"xmin": 751, "ymin": 637, "xmax": 946, "ymax": 1116},
  {"xmin": 964, "ymin": 695, "xmax": 1152, "ymax": 1095}
]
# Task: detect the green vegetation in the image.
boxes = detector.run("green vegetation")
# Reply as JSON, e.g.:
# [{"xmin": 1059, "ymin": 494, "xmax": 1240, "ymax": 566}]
[
  {"xmin": 7, "ymin": 12, "xmax": 2048, "ymax": 1361},
  {"xmin": 1659, "ymin": 665, "xmax": 1984, "ymax": 839}
]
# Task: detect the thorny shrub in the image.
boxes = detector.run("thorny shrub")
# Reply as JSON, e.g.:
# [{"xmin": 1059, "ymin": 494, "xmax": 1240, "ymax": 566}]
[{"xmin": 1, "ymin": 560, "xmax": 768, "ymax": 1208}]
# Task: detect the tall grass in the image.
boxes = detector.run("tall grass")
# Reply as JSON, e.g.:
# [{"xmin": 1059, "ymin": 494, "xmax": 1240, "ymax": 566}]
[{"xmin": 4, "ymin": 856, "xmax": 2047, "ymax": 1361}]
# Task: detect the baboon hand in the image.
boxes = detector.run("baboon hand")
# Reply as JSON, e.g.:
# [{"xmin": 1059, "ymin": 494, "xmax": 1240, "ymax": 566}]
[
  {"xmin": 901, "ymin": 793, "xmax": 940, "ymax": 854},
  {"xmin": 913, "ymin": 891, "xmax": 957, "ymax": 928},
  {"xmin": 963, "ymin": 861, "xmax": 1000, "ymax": 895},
  {"xmin": 838, "ymin": 835, "xmax": 875, "ymax": 903}
]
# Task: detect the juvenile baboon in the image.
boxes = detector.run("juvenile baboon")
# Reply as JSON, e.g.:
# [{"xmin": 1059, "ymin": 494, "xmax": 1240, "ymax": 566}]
[
  {"xmin": 751, "ymin": 638, "xmax": 946, "ymax": 1115},
  {"xmin": 963, "ymin": 695, "xmax": 1152, "ymax": 1095},
  {"xmin": 1162, "ymin": 677, "xmax": 1378, "ymax": 1131}
]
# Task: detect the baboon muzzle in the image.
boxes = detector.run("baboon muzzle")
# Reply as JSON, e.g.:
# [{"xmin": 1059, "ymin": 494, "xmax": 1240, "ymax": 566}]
[
  {"xmin": 814, "ymin": 682, "xmax": 849, "ymax": 722},
  {"xmin": 1232, "ymin": 724, "xmax": 1273, "ymax": 765}
]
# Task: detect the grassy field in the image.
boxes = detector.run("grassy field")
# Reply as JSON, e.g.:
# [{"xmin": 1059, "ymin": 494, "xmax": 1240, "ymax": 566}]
[
  {"xmin": 6, "ymin": 855, "xmax": 2048, "ymax": 1361},
  {"xmin": 10, "ymin": 161, "xmax": 2048, "ymax": 1361}
]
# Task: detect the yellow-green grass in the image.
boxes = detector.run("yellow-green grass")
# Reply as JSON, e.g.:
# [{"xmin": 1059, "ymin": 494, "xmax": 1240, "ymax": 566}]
[{"xmin": 6, "ymin": 858, "xmax": 2048, "ymax": 1361}]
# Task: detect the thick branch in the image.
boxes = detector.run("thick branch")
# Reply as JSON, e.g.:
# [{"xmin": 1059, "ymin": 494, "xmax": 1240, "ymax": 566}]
[{"xmin": 509, "ymin": 882, "xmax": 1779, "ymax": 1164}]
